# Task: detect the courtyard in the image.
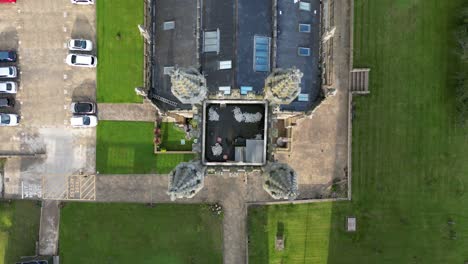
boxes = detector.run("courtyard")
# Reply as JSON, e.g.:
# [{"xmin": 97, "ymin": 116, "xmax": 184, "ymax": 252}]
[{"xmin": 96, "ymin": 121, "xmax": 194, "ymax": 174}]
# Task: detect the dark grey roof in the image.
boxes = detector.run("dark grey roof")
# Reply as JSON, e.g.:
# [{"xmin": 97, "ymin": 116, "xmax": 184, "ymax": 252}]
[
  {"xmin": 151, "ymin": 0, "xmax": 198, "ymax": 110},
  {"xmin": 277, "ymin": 0, "xmax": 322, "ymax": 112},
  {"xmin": 236, "ymin": 0, "xmax": 272, "ymax": 92},
  {"xmin": 151, "ymin": 0, "xmax": 322, "ymax": 112},
  {"xmin": 201, "ymin": 0, "xmax": 236, "ymax": 91}
]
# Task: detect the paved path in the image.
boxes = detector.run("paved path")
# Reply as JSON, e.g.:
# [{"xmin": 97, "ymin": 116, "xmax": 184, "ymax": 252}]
[
  {"xmin": 39, "ymin": 200, "xmax": 60, "ymax": 256},
  {"xmin": 97, "ymin": 102, "xmax": 157, "ymax": 122}
]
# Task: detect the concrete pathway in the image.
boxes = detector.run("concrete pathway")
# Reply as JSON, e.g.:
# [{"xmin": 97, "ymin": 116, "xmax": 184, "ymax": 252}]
[
  {"xmin": 97, "ymin": 102, "xmax": 157, "ymax": 122},
  {"xmin": 39, "ymin": 200, "xmax": 60, "ymax": 256}
]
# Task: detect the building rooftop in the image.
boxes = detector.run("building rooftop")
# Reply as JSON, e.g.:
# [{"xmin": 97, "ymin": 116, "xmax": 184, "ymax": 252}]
[
  {"xmin": 277, "ymin": 0, "xmax": 321, "ymax": 112},
  {"xmin": 151, "ymin": 0, "xmax": 322, "ymax": 112},
  {"xmin": 151, "ymin": 0, "xmax": 198, "ymax": 111}
]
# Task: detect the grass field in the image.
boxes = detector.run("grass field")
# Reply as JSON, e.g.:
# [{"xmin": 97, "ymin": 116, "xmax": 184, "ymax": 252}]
[
  {"xmin": 96, "ymin": 121, "xmax": 194, "ymax": 174},
  {"xmin": 159, "ymin": 122, "xmax": 195, "ymax": 151},
  {"xmin": 96, "ymin": 0, "xmax": 144, "ymax": 103},
  {"xmin": 59, "ymin": 203, "xmax": 223, "ymax": 264},
  {"xmin": 0, "ymin": 201, "xmax": 41, "ymax": 264},
  {"xmin": 248, "ymin": 0, "xmax": 468, "ymax": 263}
]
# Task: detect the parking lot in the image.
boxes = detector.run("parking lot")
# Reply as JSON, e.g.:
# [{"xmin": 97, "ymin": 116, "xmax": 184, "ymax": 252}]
[{"xmin": 0, "ymin": 0, "xmax": 96, "ymax": 198}]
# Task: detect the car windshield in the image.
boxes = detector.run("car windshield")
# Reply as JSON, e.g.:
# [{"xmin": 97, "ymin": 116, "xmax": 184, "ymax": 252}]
[
  {"xmin": 75, "ymin": 103, "xmax": 92, "ymax": 112},
  {"xmin": 1, "ymin": 114, "xmax": 10, "ymax": 124},
  {"xmin": 83, "ymin": 116, "xmax": 90, "ymax": 125},
  {"xmin": 71, "ymin": 55, "xmax": 76, "ymax": 64},
  {"xmin": 6, "ymin": 83, "xmax": 11, "ymax": 90},
  {"xmin": 91, "ymin": 57, "xmax": 94, "ymax": 64},
  {"xmin": 74, "ymin": 40, "xmax": 86, "ymax": 48},
  {"xmin": 9, "ymin": 68, "xmax": 12, "ymax": 75}
]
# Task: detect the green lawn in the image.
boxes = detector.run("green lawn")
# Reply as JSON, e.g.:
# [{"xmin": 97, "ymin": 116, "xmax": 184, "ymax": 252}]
[
  {"xmin": 97, "ymin": 0, "xmax": 144, "ymax": 103},
  {"xmin": 59, "ymin": 203, "xmax": 223, "ymax": 264},
  {"xmin": 249, "ymin": 0, "xmax": 468, "ymax": 263},
  {"xmin": 159, "ymin": 122, "xmax": 195, "ymax": 151},
  {"xmin": 0, "ymin": 201, "xmax": 41, "ymax": 264},
  {"xmin": 96, "ymin": 121, "xmax": 195, "ymax": 174}
]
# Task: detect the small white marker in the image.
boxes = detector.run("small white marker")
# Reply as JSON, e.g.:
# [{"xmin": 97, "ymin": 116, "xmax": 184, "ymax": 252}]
[
  {"xmin": 63, "ymin": 74, "xmax": 67, "ymax": 80},
  {"xmin": 63, "ymin": 11, "xmax": 68, "ymax": 18},
  {"xmin": 63, "ymin": 26, "xmax": 67, "ymax": 32},
  {"xmin": 64, "ymin": 90, "xmax": 68, "ymax": 94}
]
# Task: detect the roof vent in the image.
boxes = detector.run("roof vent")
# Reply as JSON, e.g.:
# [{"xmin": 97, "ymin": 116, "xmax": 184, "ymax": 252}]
[
  {"xmin": 299, "ymin": 2, "xmax": 311, "ymax": 11},
  {"xmin": 219, "ymin": 60, "xmax": 232, "ymax": 70},
  {"xmin": 163, "ymin": 21, "xmax": 175, "ymax": 30}
]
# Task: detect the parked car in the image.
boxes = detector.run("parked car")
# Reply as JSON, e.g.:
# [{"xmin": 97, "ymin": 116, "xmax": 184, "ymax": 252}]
[
  {"xmin": 68, "ymin": 39, "xmax": 93, "ymax": 51},
  {"xmin": 0, "ymin": 81, "xmax": 17, "ymax": 93},
  {"xmin": 0, "ymin": 98, "xmax": 14, "ymax": 108},
  {"xmin": 70, "ymin": 0, "xmax": 94, "ymax": 5},
  {"xmin": 66, "ymin": 54, "xmax": 97, "ymax": 68},
  {"xmin": 0, "ymin": 50, "xmax": 16, "ymax": 62},
  {"xmin": 0, "ymin": 66, "xmax": 17, "ymax": 78},
  {"xmin": 0, "ymin": 113, "xmax": 19, "ymax": 126},
  {"xmin": 71, "ymin": 102, "xmax": 96, "ymax": 114},
  {"xmin": 70, "ymin": 115, "xmax": 97, "ymax": 127},
  {"xmin": 0, "ymin": 0, "xmax": 16, "ymax": 4}
]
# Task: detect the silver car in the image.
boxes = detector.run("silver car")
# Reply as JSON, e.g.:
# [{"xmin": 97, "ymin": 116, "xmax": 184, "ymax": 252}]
[
  {"xmin": 0, "ymin": 113, "xmax": 19, "ymax": 126},
  {"xmin": 0, "ymin": 66, "xmax": 17, "ymax": 78},
  {"xmin": 68, "ymin": 39, "xmax": 93, "ymax": 51},
  {"xmin": 66, "ymin": 54, "xmax": 97, "ymax": 68},
  {"xmin": 0, "ymin": 81, "xmax": 17, "ymax": 94}
]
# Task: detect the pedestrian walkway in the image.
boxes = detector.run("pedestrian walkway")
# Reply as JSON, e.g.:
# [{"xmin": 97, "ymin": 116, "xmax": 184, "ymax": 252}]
[
  {"xmin": 39, "ymin": 200, "xmax": 60, "ymax": 256},
  {"xmin": 97, "ymin": 102, "xmax": 157, "ymax": 122}
]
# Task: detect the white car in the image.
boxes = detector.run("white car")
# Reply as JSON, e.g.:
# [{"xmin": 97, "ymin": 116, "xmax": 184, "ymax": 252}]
[
  {"xmin": 71, "ymin": 0, "xmax": 94, "ymax": 5},
  {"xmin": 68, "ymin": 39, "xmax": 93, "ymax": 51},
  {"xmin": 0, "ymin": 81, "xmax": 17, "ymax": 94},
  {"xmin": 70, "ymin": 115, "xmax": 98, "ymax": 128},
  {"xmin": 0, "ymin": 113, "xmax": 19, "ymax": 126},
  {"xmin": 0, "ymin": 66, "xmax": 17, "ymax": 78},
  {"xmin": 66, "ymin": 54, "xmax": 97, "ymax": 68}
]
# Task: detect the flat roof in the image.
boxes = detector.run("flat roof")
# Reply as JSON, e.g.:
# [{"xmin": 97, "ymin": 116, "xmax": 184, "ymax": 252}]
[
  {"xmin": 236, "ymin": 0, "xmax": 272, "ymax": 92},
  {"xmin": 150, "ymin": 0, "xmax": 322, "ymax": 112},
  {"xmin": 151, "ymin": 0, "xmax": 198, "ymax": 111},
  {"xmin": 277, "ymin": 0, "xmax": 322, "ymax": 112},
  {"xmin": 202, "ymin": 100, "xmax": 268, "ymax": 166},
  {"xmin": 201, "ymin": 0, "xmax": 236, "ymax": 92}
]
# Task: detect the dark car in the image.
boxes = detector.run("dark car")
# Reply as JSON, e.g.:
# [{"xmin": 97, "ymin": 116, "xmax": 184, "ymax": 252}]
[
  {"xmin": 0, "ymin": 97, "xmax": 14, "ymax": 108},
  {"xmin": 0, "ymin": 50, "xmax": 17, "ymax": 62},
  {"xmin": 70, "ymin": 102, "xmax": 96, "ymax": 114}
]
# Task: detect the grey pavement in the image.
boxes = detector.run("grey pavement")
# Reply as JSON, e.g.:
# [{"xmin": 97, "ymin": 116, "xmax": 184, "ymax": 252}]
[
  {"xmin": 0, "ymin": 0, "xmax": 96, "ymax": 199},
  {"xmin": 97, "ymin": 101, "xmax": 157, "ymax": 122},
  {"xmin": 39, "ymin": 200, "xmax": 60, "ymax": 256}
]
